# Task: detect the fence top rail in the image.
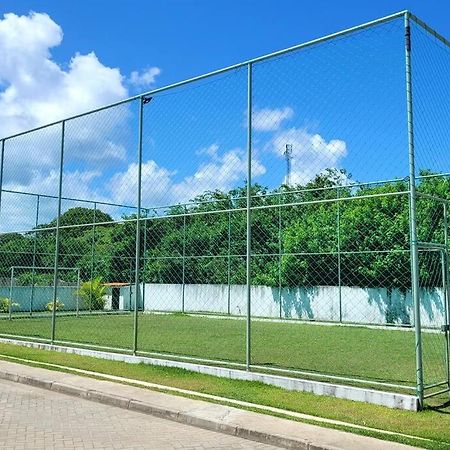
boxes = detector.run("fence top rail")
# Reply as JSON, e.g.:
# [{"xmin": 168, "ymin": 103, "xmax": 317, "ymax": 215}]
[
  {"xmin": 0, "ymin": 188, "xmax": 138, "ymax": 211},
  {"xmin": 409, "ymin": 13, "xmax": 450, "ymax": 49},
  {"xmin": 1, "ymin": 189, "xmax": 410, "ymax": 236},
  {"xmin": 417, "ymin": 192, "xmax": 450, "ymax": 204},
  {"xmin": 10, "ymin": 266, "xmax": 81, "ymax": 271},
  {"xmin": 417, "ymin": 242, "xmax": 447, "ymax": 251},
  {"xmin": 0, "ymin": 10, "xmax": 408, "ymax": 142},
  {"xmin": 1, "ymin": 171, "xmax": 448, "ymax": 217}
]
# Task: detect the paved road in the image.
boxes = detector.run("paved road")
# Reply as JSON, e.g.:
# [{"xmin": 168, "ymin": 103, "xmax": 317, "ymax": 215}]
[{"xmin": 0, "ymin": 379, "xmax": 280, "ymax": 449}]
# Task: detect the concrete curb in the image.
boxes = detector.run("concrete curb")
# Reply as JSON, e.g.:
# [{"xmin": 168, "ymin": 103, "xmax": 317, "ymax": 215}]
[{"xmin": 0, "ymin": 362, "xmax": 419, "ymax": 450}]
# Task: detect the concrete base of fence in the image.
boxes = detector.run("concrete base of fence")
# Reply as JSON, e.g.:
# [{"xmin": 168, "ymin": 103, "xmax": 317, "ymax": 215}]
[{"xmin": 0, "ymin": 337, "xmax": 419, "ymax": 411}]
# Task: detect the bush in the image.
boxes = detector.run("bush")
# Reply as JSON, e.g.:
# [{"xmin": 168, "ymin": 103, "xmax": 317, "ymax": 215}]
[
  {"xmin": 46, "ymin": 299, "xmax": 65, "ymax": 311},
  {"xmin": 0, "ymin": 297, "xmax": 20, "ymax": 313},
  {"xmin": 77, "ymin": 277, "xmax": 107, "ymax": 310}
]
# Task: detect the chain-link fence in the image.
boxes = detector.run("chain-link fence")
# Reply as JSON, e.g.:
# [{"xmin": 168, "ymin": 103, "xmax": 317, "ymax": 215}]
[{"xmin": 0, "ymin": 11, "xmax": 449, "ymax": 408}]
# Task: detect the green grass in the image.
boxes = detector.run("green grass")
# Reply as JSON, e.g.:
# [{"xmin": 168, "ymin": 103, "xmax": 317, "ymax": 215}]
[
  {"xmin": 0, "ymin": 312, "xmax": 445, "ymax": 389},
  {"xmin": 0, "ymin": 342, "xmax": 449, "ymax": 449}
]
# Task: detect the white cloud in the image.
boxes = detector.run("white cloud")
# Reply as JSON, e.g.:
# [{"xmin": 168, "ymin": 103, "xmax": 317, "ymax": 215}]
[
  {"xmin": 129, "ymin": 67, "xmax": 161, "ymax": 88},
  {"xmin": 195, "ymin": 143, "xmax": 219, "ymax": 158},
  {"xmin": 109, "ymin": 145, "xmax": 266, "ymax": 208},
  {"xmin": 252, "ymin": 107, "xmax": 293, "ymax": 132},
  {"xmin": 270, "ymin": 127, "xmax": 347, "ymax": 185},
  {"xmin": 0, "ymin": 169, "xmax": 107, "ymax": 231},
  {"xmin": 0, "ymin": 12, "xmax": 128, "ymax": 139},
  {"xmin": 0, "ymin": 9, "xmax": 147, "ymax": 219},
  {"xmin": 110, "ymin": 160, "xmax": 174, "ymax": 207},
  {"xmin": 172, "ymin": 148, "xmax": 265, "ymax": 202}
]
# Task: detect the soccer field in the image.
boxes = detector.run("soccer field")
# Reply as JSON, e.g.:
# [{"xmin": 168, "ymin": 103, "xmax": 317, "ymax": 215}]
[{"xmin": 0, "ymin": 312, "xmax": 431, "ymax": 390}]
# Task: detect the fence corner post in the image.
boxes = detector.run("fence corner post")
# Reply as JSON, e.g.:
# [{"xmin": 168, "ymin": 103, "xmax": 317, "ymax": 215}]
[{"xmin": 404, "ymin": 11, "xmax": 424, "ymax": 409}]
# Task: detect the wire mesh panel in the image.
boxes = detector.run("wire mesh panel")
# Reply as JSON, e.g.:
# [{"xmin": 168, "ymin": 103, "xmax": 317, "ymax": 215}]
[
  {"xmin": 418, "ymin": 247, "xmax": 449, "ymax": 391},
  {"xmin": 411, "ymin": 16, "xmax": 450, "ymax": 402},
  {"xmin": 411, "ymin": 20, "xmax": 450, "ymax": 178},
  {"xmin": 249, "ymin": 16, "xmax": 416, "ymax": 386},
  {"xmin": 52, "ymin": 100, "xmax": 140, "ymax": 351},
  {"xmin": 136, "ymin": 67, "xmax": 248, "ymax": 364},
  {"xmin": 0, "ymin": 123, "xmax": 63, "ymax": 341}
]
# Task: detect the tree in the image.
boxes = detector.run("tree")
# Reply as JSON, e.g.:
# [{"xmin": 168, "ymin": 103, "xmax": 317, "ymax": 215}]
[{"xmin": 77, "ymin": 277, "xmax": 107, "ymax": 310}]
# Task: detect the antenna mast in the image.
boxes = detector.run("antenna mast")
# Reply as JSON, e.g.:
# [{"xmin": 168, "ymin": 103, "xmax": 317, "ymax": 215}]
[{"xmin": 284, "ymin": 144, "xmax": 293, "ymax": 186}]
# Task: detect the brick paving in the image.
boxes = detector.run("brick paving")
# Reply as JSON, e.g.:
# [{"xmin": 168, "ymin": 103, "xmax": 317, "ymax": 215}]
[{"xmin": 0, "ymin": 379, "xmax": 279, "ymax": 449}]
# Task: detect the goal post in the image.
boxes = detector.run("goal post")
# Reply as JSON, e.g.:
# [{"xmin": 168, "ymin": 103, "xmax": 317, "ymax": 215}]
[{"xmin": 5, "ymin": 266, "xmax": 81, "ymax": 318}]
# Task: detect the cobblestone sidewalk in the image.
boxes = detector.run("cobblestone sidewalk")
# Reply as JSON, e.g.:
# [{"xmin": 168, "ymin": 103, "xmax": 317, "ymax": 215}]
[{"xmin": 0, "ymin": 379, "xmax": 278, "ymax": 449}]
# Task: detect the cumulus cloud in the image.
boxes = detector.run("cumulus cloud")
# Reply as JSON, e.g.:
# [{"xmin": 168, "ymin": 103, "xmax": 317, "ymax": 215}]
[
  {"xmin": 0, "ymin": 12, "xmax": 128, "ymax": 138},
  {"xmin": 1, "ymin": 169, "xmax": 107, "ymax": 231},
  {"xmin": 195, "ymin": 143, "xmax": 219, "ymax": 158},
  {"xmin": 252, "ymin": 106, "xmax": 293, "ymax": 132},
  {"xmin": 171, "ymin": 148, "xmax": 266, "ymax": 202},
  {"xmin": 0, "ymin": 11, "xmax": 143, "ymax": 227},
  {"xmin": 110, "ymin": 160, "xmax": 174, "ymax": 207},
  {"xmin": 109, "ymin": 145, "xmax": 266, "ymax": 207},
  {"xmin": 129, "ymin": 67, "xmax": 161, "ymax": 88},
  {"xmin": 270, "ymin": 127, "xmax": 347, "ymax": 185}
]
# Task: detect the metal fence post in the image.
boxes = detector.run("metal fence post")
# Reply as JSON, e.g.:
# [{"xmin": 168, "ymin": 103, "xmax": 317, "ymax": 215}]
[
  {"xmin": 89, "ymin": 202, "xmax": 97, "ymax": 313},
  {"xmin": 443, "ymin": 204, "xmax": 450, "ymax": 387},
  {"xmin": 404, "ymin": 11, "xmax": 424, "ymax": 408},
  {"xmin": 129, "ymin": 258, "xmax": 133, "ymax": 311},
  {"xmin": 337, "ymin": 187, "xmax": 342, "ymax": 322},
  {"xmin": 278, "ymin": 196, "xmax": 282, "ymax": 319},
  {"xmin": 441, "ymin": 244, "xmax": 450, "ymax": 388},
  {"xmin": 9, "ymin": 266, "xmax": 13, "ymax": 320},
  {"xmin": 142, "ymin": 209, "xmax": 148, "ymax": 312},
  {"xmin": 76, "ymin": 269, "xmax": 81, "ymax": 317},
  {"xmin": 246, "ymin": 62, "xmax": 253, "ymax": 371},
  {"xmin": 30, "ymin": 194, "xmax": 40, "ymax": 316},
  {"xmin": 227, "ymin": 208, "xmax": 232, "ymax": 315},
  {"xmin": 0, "ymin": 139, "xmax": 4, "ymax": 228},
  {"xmin": 181, "ymin": 205, "xmax": 186, "ymax": 313},
  {"xmin": 133, "ymin": 97, "xmax": 144, "ymax": 354},
  {"xmin": 51, "ymin": 120, "xmax": 65, "ymax": 344}
]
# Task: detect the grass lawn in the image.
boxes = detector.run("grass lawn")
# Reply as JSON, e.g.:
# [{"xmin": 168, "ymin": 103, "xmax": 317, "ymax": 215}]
[
  {"xmin": 0, "ymin": 342, "xmax": 448, "ymax": 449},
  {"xmin": 0, "ymin": 312, "xmax": 441, "ymax": 389}
]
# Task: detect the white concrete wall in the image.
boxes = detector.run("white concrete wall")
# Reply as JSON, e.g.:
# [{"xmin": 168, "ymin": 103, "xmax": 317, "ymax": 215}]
[{"xmin": 139, "ymin": 283, "xmax": 447, "ymax": 328}]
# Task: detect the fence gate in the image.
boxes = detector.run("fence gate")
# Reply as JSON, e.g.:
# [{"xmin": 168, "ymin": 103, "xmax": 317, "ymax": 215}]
[{"xmin": 418, "ymin": 244, "xmax": 450, "ymax": 400}]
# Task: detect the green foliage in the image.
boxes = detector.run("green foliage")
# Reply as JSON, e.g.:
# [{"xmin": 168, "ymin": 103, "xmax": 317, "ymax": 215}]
[
  {"xmin": 45, "ymin": 299, "xmax": 65, "ymax": 311},
  {"xmin": 45, "ymin": 207, "xmax": 113, "ymax": 229},
  {"xmin": 0, "ymin": 233, "xmax": 35, "ymax": 278},
  {"xmin": 0, "ymin": 169, "xmax": 448, "ymax": 292},
  {"xmin": 77, "ymin": 277, "xmax": 107, "ymax": 310},
  {"xmin": 0, "ymin": 297, "xmax": 20, "ymax": 313},
  {"xmin": 16, "ymin": 272, "xmax": 54, "ymax": 287}
]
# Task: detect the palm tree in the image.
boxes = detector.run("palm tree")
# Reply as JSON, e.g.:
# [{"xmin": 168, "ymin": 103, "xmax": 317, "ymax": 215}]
[{"xmin": 77, "ymin": 277, "xmax": 107, "ymax": 311}]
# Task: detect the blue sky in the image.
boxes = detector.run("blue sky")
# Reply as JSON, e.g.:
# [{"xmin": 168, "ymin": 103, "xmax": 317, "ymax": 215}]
[
  {"xmin": 0, "ymin": 1, "xmax": 449, "ymax": 231},
  {"xmin": 2, "ymin": 0, "xmax": 449, "ymax": 88}
]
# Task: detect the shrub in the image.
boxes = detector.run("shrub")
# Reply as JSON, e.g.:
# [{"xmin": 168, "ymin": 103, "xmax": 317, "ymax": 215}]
[
  {"xmin": 46, "ymin": 299, "xmax": 65, "ymax": 311},
  {"xmin": 0, "ymin": 297, "xmax": 20, "ymax": 313},
  {"xmin": 77, "ymin": 277, "xmax": 107, "ymax": 310}
]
